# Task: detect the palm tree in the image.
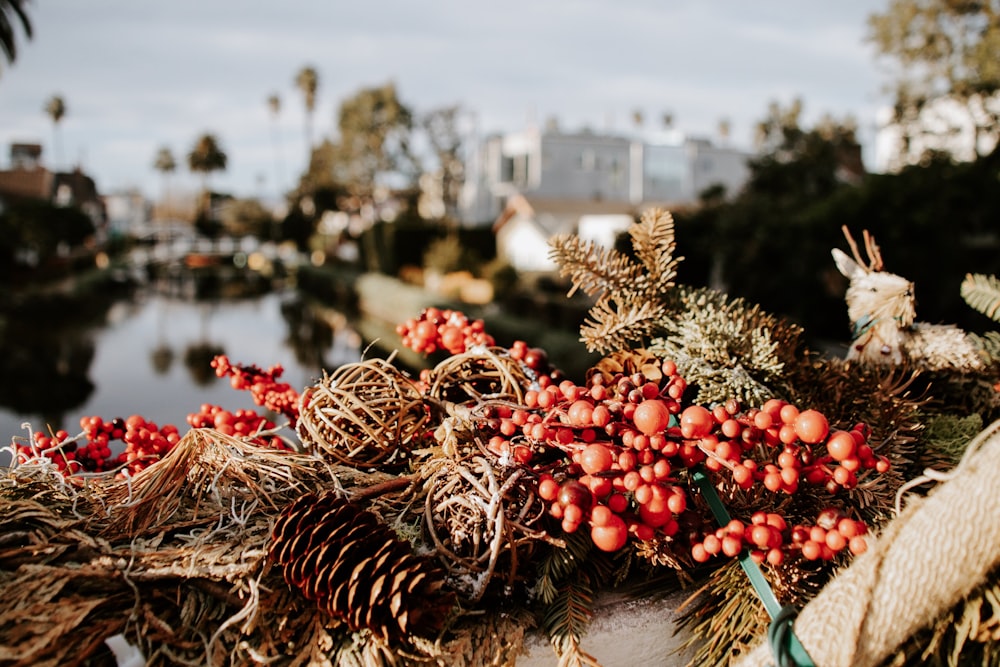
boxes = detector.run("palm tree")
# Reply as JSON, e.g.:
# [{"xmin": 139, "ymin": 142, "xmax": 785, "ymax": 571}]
[
  {"xmin": 153, "ymin": 146, "xmax": 177, "ymax": 216},
  {"xmin": 44, "ymin": 95, "xmax": 66, "ymax": 168},
  {"xmin": 187, "ymin": 133, "xmax": 227, "ymax": 217},
  {"xmin": 294, "ymin": 66, "xmax": 318, "ymax": 160},
  {"xmin": 0, "ymin": 0, "xmax": 32, "ymax": 69},
  {"xmin": 266, "ymin": 93, "xmax": 284, "ymax": 195}
]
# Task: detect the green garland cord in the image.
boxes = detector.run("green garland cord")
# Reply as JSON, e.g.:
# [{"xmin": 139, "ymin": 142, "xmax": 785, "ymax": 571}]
[{"xmin": 692, "ymin": 467, "xmax": 816, "ymax": 667}]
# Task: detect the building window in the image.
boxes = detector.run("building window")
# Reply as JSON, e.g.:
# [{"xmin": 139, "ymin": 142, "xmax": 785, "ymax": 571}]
[
  {"xmin": 500, "ymin": 156, "xmax": 514, "ymax": 183},
  {"xmin": 578, "ymin": 149, "xmax": 596, "ymax": 171},
  {"xmin": 501, "ymin": 154, "xmax": 529, "ymax": 186},
  {"xmin": 609, "ymin": 158, "xmax": 623, "ymax": 187}
]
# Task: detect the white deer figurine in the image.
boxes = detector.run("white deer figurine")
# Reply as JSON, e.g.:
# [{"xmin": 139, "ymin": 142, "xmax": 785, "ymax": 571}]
[{"xmin": 832, "ymin": 226, "xmax": 986, "ymax": 371}]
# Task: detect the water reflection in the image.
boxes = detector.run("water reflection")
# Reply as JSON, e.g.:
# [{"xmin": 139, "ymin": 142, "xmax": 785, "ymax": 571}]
[
  {"xmin": 0, "ymin": 276, "xmax": 126, "ymax": 432},
  {"xmin": 0, "ymin": 267, "xmax": 363, "ymax": 443}
]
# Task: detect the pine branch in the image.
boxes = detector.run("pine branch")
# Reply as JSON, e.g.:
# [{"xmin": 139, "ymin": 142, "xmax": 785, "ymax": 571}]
[
  {"xmin": 649, "ymin": 287, "xmax": 801, "ymax": 405},
  {"xmin": 970, "ymin": 331, "xmax": 1000, "ymax": 364},
  {"xmin": 543, "ymin": 578, "xmax": 599, "ymax": 667},
  {"xmin": 630, "ymin": 208, "xmax": 681, "ymax": 294},
  {"xmin": 580, "ymin": 299, "xmax": 667, "ymax": 354},
  {"xmin": 536, "ymin": 532, "xmax": 593, "ymax": 605},
  {"xmin": 549, "ymin": 233, "xmax": 644, "ymax": 300},
  {"xmin": 961, "ymin": 273, "xmax": 1000, "ymax": 322}
]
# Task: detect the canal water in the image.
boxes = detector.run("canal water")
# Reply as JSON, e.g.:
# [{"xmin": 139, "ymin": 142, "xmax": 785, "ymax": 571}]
[{"xmin": 0, "ymin": 275, "xmax": 365, "ymax": 451}]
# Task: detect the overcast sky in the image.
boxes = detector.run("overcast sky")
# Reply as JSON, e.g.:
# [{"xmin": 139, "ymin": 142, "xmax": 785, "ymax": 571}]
[{"xmin": 0, "ymin": 1, "xmax": 890, "ymax": 201}]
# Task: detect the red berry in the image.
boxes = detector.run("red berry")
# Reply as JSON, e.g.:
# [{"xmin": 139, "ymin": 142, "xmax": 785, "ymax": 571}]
[{"xmin": 793, "ymin": 410, "xmax": 829, "ymax": 444}]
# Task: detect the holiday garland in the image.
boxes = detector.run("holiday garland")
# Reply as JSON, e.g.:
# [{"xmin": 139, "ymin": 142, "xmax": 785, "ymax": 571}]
[{"xmin": 1, "ymin": 208, "xmax": 998, "ymax": 666}]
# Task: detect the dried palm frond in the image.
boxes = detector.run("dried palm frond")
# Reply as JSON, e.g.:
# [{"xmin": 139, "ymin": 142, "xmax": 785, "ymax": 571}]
[{"xmin": 97, "ymin": 428, "xmax": 334, "ymax": 537}]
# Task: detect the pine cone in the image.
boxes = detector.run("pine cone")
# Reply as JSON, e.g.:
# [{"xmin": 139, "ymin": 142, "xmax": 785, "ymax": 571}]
[
  {"xmin": 588, "ymin": 348, "xmax": 667, "ymax": 387},
  {"xmin": 269, "ymin": 491, "xmax": 455, "ymax": 642}
]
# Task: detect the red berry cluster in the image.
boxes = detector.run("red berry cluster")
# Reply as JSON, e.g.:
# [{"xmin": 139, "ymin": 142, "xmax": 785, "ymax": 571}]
[
  {"xmin": 15, "ymin": 415, "xmax": 184, "ymax": 477},
  {"xmin": 460, "ymin": 335, "xmax": 888, "ymax": 560},
  {"xmin": 14, "ymin": 427, "xmax": 84, "ymax": 474},
  {"xmin": 478, "ymin": 361, "xmax": 693, "ymax": 553},
  {"xmin": 396, "ymin": 307, "xmax": 496, "ymax": 355},
  {"xmin": 691, "ymin": 508, "xmax": 869, "ymax": 566},
  {"xmin": 506, "ymin": 339, "xmax": 561, "ymax": 378},
  {"xmin": 693, "ymin": 399, "xmax": 890, "ymax": 495},
  {"xmin": 187, "ymin": 403, "xmax": 287, "ymax": 449},
  {"xmin": 211, "ymin": 355, "xmax": 300, "ymax": 425}
]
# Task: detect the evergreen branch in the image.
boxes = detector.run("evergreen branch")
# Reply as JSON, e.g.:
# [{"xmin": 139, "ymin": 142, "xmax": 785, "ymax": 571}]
[
  {"xmin": 542, "ymin": 578, "xmax": 599, "ymax": 667},
  {"xmin": 961, "ymin": 273, "xmax": 1000, "ymax": 322},
  {"xmin": 580, "ymin": 299, "xmax": 667, "ymax": 354},
  {"xmin": 630, "ymin": 208, "xmax": 681, "ymax": 294},
  {"xmin": 549, "ymin": 233, "xmax": 644, "ymax": 300},
  {"xmin": 970, "ymin": 331, "xmax": 1000, "ymax": 364},
  {"xmin": 536, "ymin": 532, "xmax": 593, "ymax": 605}
]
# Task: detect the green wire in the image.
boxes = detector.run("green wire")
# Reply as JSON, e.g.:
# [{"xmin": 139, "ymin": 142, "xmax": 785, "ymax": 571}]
[{"xmin": 691, "ymin": 467, "xmax": 815, "ymax": 667}]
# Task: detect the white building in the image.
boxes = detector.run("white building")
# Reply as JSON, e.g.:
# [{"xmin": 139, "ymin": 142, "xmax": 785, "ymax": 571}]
[
  {"xmin": 462, "ymin": 125, "xmax": 750, "ymax": 273},
  {"xmin": 461, "ymin": 126, "xmax": 750, "ymax": 228},
  {"xmin": 104, "ymin": 188, "xmax": 151, "ymax": 236}
]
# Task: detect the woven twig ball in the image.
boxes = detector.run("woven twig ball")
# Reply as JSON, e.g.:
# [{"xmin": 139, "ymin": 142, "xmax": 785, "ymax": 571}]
[
  {"xmin": 422, "ymin": 456, "xmax": 548, "ymax": 602},
  {"xmin": 425, "ymin": 347, "xmax": 532, "ymax": 405},
  {"xmin": 297, "ymin": 359, "xmax": 429, "ymax": 468}
]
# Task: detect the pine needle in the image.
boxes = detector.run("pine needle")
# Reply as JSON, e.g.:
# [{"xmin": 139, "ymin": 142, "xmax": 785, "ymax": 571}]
[
  {"xmin": 629, "ymin": 208, "xmax": 681, "ymax": 295},
  {"xmin": 548, "ymin": 234, "xmax": 644, "ymax": 300},
  {"xmin": 579, "ymin": 299, "xmax": 666, "ymax": 354}
]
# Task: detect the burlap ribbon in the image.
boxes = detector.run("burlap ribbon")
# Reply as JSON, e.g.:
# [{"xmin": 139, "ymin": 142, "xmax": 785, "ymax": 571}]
[{"xmin": 736, "ymin": 419, "xmax": 1000, "ymax": 667}]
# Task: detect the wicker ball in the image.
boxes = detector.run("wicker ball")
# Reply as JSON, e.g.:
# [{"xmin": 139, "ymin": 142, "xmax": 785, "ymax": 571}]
[
  {"xmin": 425, "ymin": 347, "xmax": 532, "ymax": 405},
  {"xmin": 422, "ymin": 456, "xmax": 548, "ymax": 602},
  {"xmin": 296, "ymin": 359, "xmax": 429, "ymax": 468}
]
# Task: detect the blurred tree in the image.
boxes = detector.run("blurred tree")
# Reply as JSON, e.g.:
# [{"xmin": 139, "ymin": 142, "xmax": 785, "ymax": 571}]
[
  {"xmin": 421, "ymin": 105, "xmax": 466, "ymax": 225},
  {"xmin": 295, "ymin": 66, "xmax": 319, "ymax": 158},
  {"xmin": 44, "ymin": 94, "xmax": 66, "ymax": 168},
  {"xmin": 690, "ymin": 99, "xmax": 864, "ymax": 338},
  {"xmin": 0, "ymin": 0, "xmax": 32, "ymax": 70},
  {"xmin": 266, "ymin": 93, "xmax": 284, "ymax": 195},
  {"xmin": 330, "ymin": 82, "xmax": 418, "ymax": 219},
  {"xmin": 868, "ymin": 0, "xmax": 1000, "ymax": 161},
  {"xmin": 752, "ymin": 98, "xmax": 862, "ymax": 199},
  {"xmin": 187, "ymin": 133, "xmax": 227, "ymax": 216},
  {"xmin": 283, "ymin": 137, "xmax": 351, "ymax": 250},
  {"xmin": 153, "ymin": 146, "xmax": 176, "ymax": 214},
  {"xmin": 221, "ymin": 197, "xmax": 274, "ymax": 238},
  {"xmin": 0, "ymin": 199, "xmax": 95, "ymax": 271}
]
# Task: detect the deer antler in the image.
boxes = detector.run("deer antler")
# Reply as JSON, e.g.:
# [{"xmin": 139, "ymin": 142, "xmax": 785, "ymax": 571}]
[{"xmin": 841, "ymin": 225, "xmax": 884, "ymax": 272}]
